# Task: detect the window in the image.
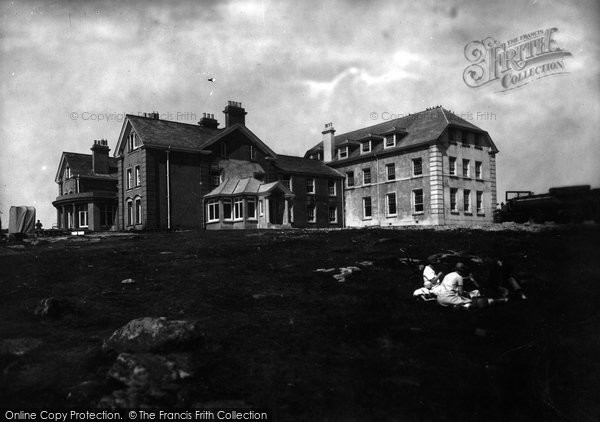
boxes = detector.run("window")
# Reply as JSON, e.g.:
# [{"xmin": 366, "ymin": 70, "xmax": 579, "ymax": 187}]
[
  {"xmin": 127, "ymin": 168, "xmax": 132, "ymax": 189},
  {"xmin": 475, "ymin": 161, "xmax": 482, "ymax": 179},
  {"xmin": 250, "ymin": 145, "xmax": 256, "ymax": 160},
  {"xmin": 64, "ymin": 166, "xmax": 71, "ymax": 179},
  {"xmin": 448, "ymin": 128, "xmax": 456, "ymax": 142},
  {"xmin": 412, "ymin": 158, "xmax": 422, "ymax": 176},
  {"xmin": 220, "ymin": 142, "xmax": 227, "ymax": 157},
  {"xmin": 100, "ymin": 205, "xmax": 113, "ymax": 227},
  {"xmin": 338, "ymin": 147, "xmax": 348, "ymax": 159},
  {"xmin": 449, "ymin": 157, "xmax": 457, "ymax": 176},
  {"xmin": 363, "ymin": 197, "xmax": 372, "ymax": 219},
  {"xmin": 307, "ymin": 205, "xmax": 315, "ymax": 222},
  {"xmin": 413, "ymin": 189, "xmax": 424, "ymax": 214},
  {"xmin": 476, "ymin": 191, "xmax": 484, "ymax": 214},
  {"xmin": 328, "ymin": 206, "xmax": 337, "ymax": 223},
  {"xmin": 211, "ymin": 170, "xmax": 222, "ymax": 187},
  {"xmin": 450, "ymin": 188, "xmax": 458, "ymax": 212},
  {"xmin": 127, "ymin": 199, "xmax": 133, "ymax": 225},
  {"xmin": 306, "ymin": 178, "xmax": 315, "ymax": 194},
  {"xmin": 386, "ymin": 163, "xmax": 395, "ymax": 181},
  {"xmin": 207, "ymin": 199, "xmax": 219, "ymax": 222},
  {"xmin": 281, "ymin": 175, "xmax": 292, "ymax": 191},
  {"xmin": 135, "ymin": 197, "xmax": 142, "ymax": 224},
  {"xmin": 346, "ymin": 171, "xmax": 355, "ymax": 187},
  {"xmin": 361, "ymin": 141, "xmax": 371, "ymax": 154},
  {"xmin": 247, "ymin": 198, "xmax": 257, "ymax": 219},
  {"xmin": 135, "ymin": 166, "xmax": 140, "ymax": 187},
  {"xmin": 464, "ymin": 189, "xmax": 471, "ymax": 213},
  {"xmin": 78, "ymin": 208, "xmax": 88, "ymax": 228},
  {"xmin": 223, "ymin": 199, "xmax": 232, "ymax": 220},
  {"xmin": 462, "ymin": 159, "xmax": 470, "ymax": 177},
  {"xmin": 386, "ymin": 192, "xmax": 397, "ymax": 216},
  {"xmin": 128, "ymin": 132, "xmax": 140, "ymax": 151},
  {"xmin": 328, "ymin": 180, "xmax": 336, "ymax": 196},
  {"xmin": 234, "ymin": 198, "xmax": 244, "ymax": 220},
  {"xmin": 474, "ymin": 134, "xmax": 482, "ymax": 148},
  {"xmin": 461, "ymin": 130, "xmax": 468, "ymax": 144},
  {"xmin": 363, "ymin": 168, "xmax": 371, "ymax": 184},
  {"xmin": 259, "ymin": 199, "xmax": 264, "ymax": 216},
  {"xmin": 385, "ymin": 134, "xmax": 396, "ymax": 148}
]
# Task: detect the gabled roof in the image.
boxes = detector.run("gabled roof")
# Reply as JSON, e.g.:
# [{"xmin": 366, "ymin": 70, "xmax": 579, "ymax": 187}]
[
  {"xmin": 204, "ymin": 177, "xmax": 294, "ymax": 198},
  {"xmin": 274, "ymin": 155, "xmax": 344, "ymax": 178},
  {"xmin": 199, "ymin": 124, "xmax": 278, "ymax": 159},
  {"xmin": 305, "ymin": 107, "xmax": 499, "ymax": 160},
  {"xmin": 55, "ymin": 152, "xmax": 118, "ymax": 182},
  {"xmin": 115, "ymin": 114, "xmax": 222, "ymax": 155}
]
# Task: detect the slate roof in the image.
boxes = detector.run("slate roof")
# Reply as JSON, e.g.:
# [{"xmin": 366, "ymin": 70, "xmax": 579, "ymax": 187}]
[
  {"xmin": 62, "ymin": 152, "xmax": 118, "ymax": 178},
  {"xmin": 205, "ymin": 177, "xmax": 294, "ymax": 198},
  {"xmin": 126, "ymin": 114, "xmax": 222, "ymax": 151},
  {"xmin": 274, "ymin": 154, "xmax": 344, "ymax": 178},
  {"xmin": 306, "ymin": 107, "xmax": 498, "ymax": 161}
]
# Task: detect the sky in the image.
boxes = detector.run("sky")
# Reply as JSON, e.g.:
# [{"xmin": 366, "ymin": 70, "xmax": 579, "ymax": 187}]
[{"xmin": 1, "ymin": 0, "xmax": 599, "ymax": 227}]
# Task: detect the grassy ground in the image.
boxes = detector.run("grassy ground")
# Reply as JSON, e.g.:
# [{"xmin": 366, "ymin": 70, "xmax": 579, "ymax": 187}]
[{"xmin": 1, "ymin": 226, "xmax": 599, "ymax": 421}]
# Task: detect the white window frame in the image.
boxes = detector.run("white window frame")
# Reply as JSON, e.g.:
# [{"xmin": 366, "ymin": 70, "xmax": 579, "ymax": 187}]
[
  {"xmin": 386, "ymin": 163, "xmax": 395, "ymax": 181},
  {"xmin": 475, "ymin": 161, "xmax": 482, "ymax": 179},
  {"xmin": 306, "ymin": 178, "xmax": 315, "ymax": 194},
  {"xmin": 307, "ymin": 205, "xmax": 316, "ymax": 223},
  {"xmin": 250, "ymin": 145, "xmax": 256, "ymax": 160},
  {"xmin": 135, "ymin": 197, "xmax": 142, "ymax": 225},
  {"xmin": 363, "ymin": 168, "xmax": 371, "ymax": 185},
  {"xmin": 211, "ymin": 171, "xmax": 222, "ymax": 187},
  {"xmin": 476, "ymin": 191, "xmax": 484, "ymax": 214},
  {"xmin": 464, "ymin": 189, "xmax": 471, "ymax": 213},
  {"xmin": 258, "ymin": 199, "xmax": 264, "ymax": 216},
  {"xmin": 412, "ymin": 158, "xmax": 423, "ymax": 176},
  {"xmin": 233, "ymin": 197, "xmax": 244, "ymax": 220},
  {"xmin": 207, "ymin": 199, "xmax": 220, "ymax": 222},
  {"xmin": 384, "ymin": 134, "xmax": 396, "ymax": 149},
  {"xmin": 463, "ymin": 159, "xmax": 470, "ymax": 177},
  {"xmin": 247, "ymin": 198, "xmax": 257, "ymax": 220},
  {"xmin": 449, "ymin": 157, "xmax": 457, "ymax": 176},
  {"xmin": 128, "ymin": 132, "xmax": 140, "ymax": 151},
  {"xmin": 281, "ymin": 175, "xmax": 292, "ymax": 191},
  {"xmin": 361, "ymin": 141, "xmax": 372, "ymax": 154},
  {"xmin": 135, "ymin": 166, "xmax": 140, "ymax": 187},
  {"xmin": 126, "ymin": 168, "xmax": 132, "ymax": 190},
  {"xmin": 64, "ymin": 166, "xmax": 72, "ymax": 179},
  {"xmin": 363, "ymin": 197, "xmax": 372, "ymax": 219},
  {"xmin": 223, "ymin": 199, "xmax": 233, "ymax": 220},
  {"xmin": 385, "ymin": 192, "xmax": 397, "ymax": 217},
  {"xmin": 338, "ymin": 146, "xmax": 348, "ymax": 159},
  {"xmin": 328, "ymin": 206, "xmax": 337, "ymax": 224},
  {"xmin": 412, "ymin": 189, "xmax": 424, "ymax": 214},
  {"xmin": 450, "ymin": 188, "xmax": 458, "ymax": 212},
  {"xmin": 78, "ymin": 209, "xmax": 88, "ymax": 228},
  {"xmin": 328, "ymin": 180, "xmax": 336, "ymax": 196},
  {"xmin": 127, "ymin": 199, "xmax": 133, "ymax": 226}
]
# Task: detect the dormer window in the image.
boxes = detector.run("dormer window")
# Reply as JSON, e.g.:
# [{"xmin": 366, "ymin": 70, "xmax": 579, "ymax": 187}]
[
  {"xmin": 128, "ymin": 132, "xmax": 140, "ymax": 151},
  {"xmin": 361, "ymin": 141, "xmax": 372, "ymax": 154},
  {"xmin": 384, "ymin": 134, "xmax": 396, "ymax": 148},
  {"xmin": 64, "ymin": 166, "xmax": 72, "ymax": 179},
  {"xmin": 338, "ymin": 147, "xmax": 348, "ymax": 159}
]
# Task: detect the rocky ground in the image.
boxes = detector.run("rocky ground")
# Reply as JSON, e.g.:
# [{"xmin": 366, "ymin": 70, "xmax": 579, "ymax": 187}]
[{"xmin": 0, "ymin": 225, "xmax": 599, "ymax": 421}]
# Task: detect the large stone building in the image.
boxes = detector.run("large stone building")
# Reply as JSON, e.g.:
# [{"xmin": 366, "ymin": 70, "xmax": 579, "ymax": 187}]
[
  {"xmin": 304, "ymin": 106, "xmax": 499, "ymax": 226},
  {"xmin": 113, "ymin": 102, "xmax": 344, "ymax": 230},
  {"xmin": 52, "ymin": 140, "xmax": 118, "ymax": 230}
]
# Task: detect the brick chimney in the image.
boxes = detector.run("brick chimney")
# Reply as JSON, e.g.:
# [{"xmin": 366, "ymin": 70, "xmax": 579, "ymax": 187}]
[
  {"xmin": 322, "ymin": 122, "xmax": 336, "ymax": 162},
  {"xmin": 223, "ymin": 101, "xmax": 247, "ymax": 127},
  {"xmin": 91, "ymin": 139, "xmax": 110, "ymax": 174},
  {"xmin": 198, "ymin": 113, "xmax": 219, "ymax": 129}
]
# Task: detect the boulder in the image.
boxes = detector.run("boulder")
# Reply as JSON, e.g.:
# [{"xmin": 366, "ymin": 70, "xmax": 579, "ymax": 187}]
[
  {"xmin": 108, "ymin": 353, "xmax": 193, "ymax": 398},
  {"xmin": 103, "ymin": 317, "xmax": 202, "ymax": 353}
]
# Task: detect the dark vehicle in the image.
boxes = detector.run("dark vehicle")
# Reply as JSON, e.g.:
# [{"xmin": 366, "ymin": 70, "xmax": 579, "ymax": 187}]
[{"xmin": 495, "ymin": 185, "xmax": 600, "ymax": 223}]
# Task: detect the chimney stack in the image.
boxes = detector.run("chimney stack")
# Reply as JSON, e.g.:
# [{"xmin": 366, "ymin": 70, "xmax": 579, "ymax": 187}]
[
  {"xmin": 91, "ymin": 139, "xmax": 110, "ymax": 174},
  {"xmin": 223, "ymin": 101, "xmax": 247, "ymax": 127},
  {"xmin": 322, "ymin": 122, "xmax": 336, "ymax": 162},
  {"xmin": 198, "ymin": 112, "xmax": 219, "ymax": 129}
]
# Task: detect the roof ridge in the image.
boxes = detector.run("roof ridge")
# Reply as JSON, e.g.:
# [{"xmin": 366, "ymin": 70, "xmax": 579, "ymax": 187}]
[{"xmin": 126, "ymin": 114, "xmax": 224, "ymax": 130}]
